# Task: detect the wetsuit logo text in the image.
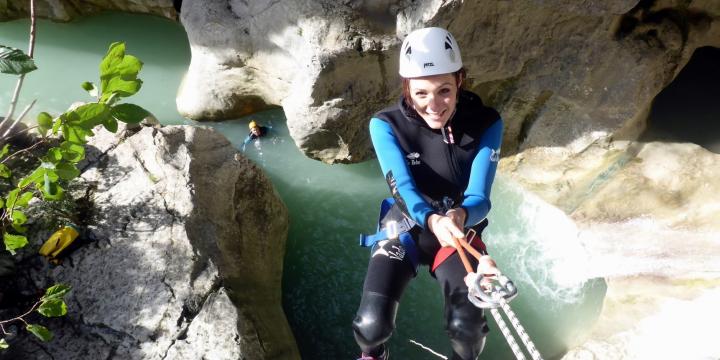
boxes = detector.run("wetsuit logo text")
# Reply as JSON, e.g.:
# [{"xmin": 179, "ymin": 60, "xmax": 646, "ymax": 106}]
[
  {"xmin": 406, "ymin": 152, "xmax": 421, "ymax": 166},
  {"xmin": 490, "ymin": 148, "xmax": 501, "ymax": 162},
  {"xmin": 372, "ymin": 240, "xmax": 406, "ymax": 261}
]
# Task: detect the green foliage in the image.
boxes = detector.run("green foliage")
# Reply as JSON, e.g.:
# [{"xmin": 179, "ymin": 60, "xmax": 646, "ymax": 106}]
[
  {"xmin": 42, "ymin": 284, "xmax": 71, "ymax": 301},
  {"xmin": 0, "ymin": 164, "xmax": 10, "ymax": 178},
  {"xmin": 26, "ymin": 324, "xmax": 53, "ymax": 342},
  {"xmin": 112, "ymin": 103, "xmax": 151, "ymax": 124},
  {"xmin": 37, "ymin": 284, "xmax": 72, "ymax": 318},
  {"xmin": 36, "ymin": 112, "xmax": 53, "ymax": 137},
  {"xmin": 0, "ymin": 40, "xmax": 150, "ymax": 349},
  {"xmin": 0, "ymin": 45, "xmax": 37, "ymax": 75},
  {"xmin": 1, "ymin": 41, "xmax": 150, "ymax": 254},
  {"xmin": 0, "ymin": 145, "xmax": 9, "ymax": 159},
  {"xmin": 99, "ymin": 42, "xmax": 143, "ymax": 102},
  {"xmin": 3, "ymin": 233, "xmax": 27, "ymax": 255},
  {"xmin": 37, "ymin": 299, "xmax": 67, "ymax": 317}
]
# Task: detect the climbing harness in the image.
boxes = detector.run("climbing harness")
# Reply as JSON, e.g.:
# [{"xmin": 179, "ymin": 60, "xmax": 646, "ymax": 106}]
[
  {"xmin": 359, "ymin": 197, "xmax": 420, "ymax": 273},
  {"xmin": 454, "ymin": 233, "xmax": 544, "ymax": 360}
]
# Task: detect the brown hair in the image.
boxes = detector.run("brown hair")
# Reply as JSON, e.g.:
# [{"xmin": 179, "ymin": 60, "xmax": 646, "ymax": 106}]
[{"xmin": 402, "ymin": 67, "xmax": 467, "ymax": 107}]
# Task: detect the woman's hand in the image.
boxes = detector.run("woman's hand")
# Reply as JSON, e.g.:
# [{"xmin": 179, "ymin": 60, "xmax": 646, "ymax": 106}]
[
  {"xmin": 427, "ymin": 213, "xmax": 466, "ymax": 248},
  {"xmin": 445, "ymin": 207, "xmax": 467, "ymax": 229}
]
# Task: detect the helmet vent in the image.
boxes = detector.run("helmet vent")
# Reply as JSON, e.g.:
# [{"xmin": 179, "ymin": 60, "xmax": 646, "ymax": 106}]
[
  {"xmin": 444, "ymin": 41, "xmax": 452, "ymax": 50},
  {"xmin": 405, "ymin": 46, "xmax": 412, "ymax": 55}
]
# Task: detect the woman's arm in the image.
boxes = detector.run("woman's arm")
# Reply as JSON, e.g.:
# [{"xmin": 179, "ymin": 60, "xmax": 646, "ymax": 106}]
[
  {"xmin": 461, "ymin": 119, "xmax": 503, "ymax": 226},
  {"xmin": 369, "ymin": 118, "xmax": 435, "ymax": 228}
]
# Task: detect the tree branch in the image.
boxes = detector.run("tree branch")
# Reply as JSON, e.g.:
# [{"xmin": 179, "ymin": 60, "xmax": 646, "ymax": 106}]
[
  {"xmin": 0, "ymin": 0, "xmax": 38, "ymax": 140},
  {"xmin": 0, "ymin": 300, "xmax": 41, "ymax": 328}
]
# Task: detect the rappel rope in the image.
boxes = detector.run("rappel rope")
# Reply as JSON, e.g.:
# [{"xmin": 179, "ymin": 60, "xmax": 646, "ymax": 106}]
[
  {"xmin": 489, "ymin": 307, "xmax": 527, "ymax": 360},
  {"xmin": 408, "ymin": 339, "xmax": 448, "ymax": 360},
  {"xmin": 497, "ymin": 297, "xmax": 543, "ymax": 360},
  {"xmin": 453, "ymin": 230, "xmax": 544, "ymax": 360}
]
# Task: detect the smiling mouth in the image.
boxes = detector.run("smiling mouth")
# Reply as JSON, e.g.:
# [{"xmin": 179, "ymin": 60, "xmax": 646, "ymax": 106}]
[{"xmin": 425, "ymin": 109, "xmax": 446, "ymax": 118}]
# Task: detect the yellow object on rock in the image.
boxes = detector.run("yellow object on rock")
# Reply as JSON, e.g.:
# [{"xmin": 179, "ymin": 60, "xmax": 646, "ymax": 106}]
[{"xmin": 39, "ymin": 225, "xmax": 80, "ymax": 261}]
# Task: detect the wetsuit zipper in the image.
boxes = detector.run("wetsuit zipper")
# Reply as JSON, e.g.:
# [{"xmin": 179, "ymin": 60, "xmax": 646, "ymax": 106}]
[{"xmin": 441, "ymin": 123, "xmax": 463, "ymax": 187}]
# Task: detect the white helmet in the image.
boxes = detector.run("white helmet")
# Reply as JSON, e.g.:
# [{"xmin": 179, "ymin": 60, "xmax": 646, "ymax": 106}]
[{"xmin": 398, "ymin": 27, "xmax": 463, "ymax": 78}]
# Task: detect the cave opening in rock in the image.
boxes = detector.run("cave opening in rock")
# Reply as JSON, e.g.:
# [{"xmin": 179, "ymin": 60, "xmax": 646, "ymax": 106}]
[{"xmin": 641, "ymin": 46, "xmax": 720, "ymax": 153}]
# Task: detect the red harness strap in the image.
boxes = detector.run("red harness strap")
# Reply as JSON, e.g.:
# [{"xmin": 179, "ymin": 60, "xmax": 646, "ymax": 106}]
[{"xmin": 431, "ymin": 232, "xmax": 487, "ymax": 272}]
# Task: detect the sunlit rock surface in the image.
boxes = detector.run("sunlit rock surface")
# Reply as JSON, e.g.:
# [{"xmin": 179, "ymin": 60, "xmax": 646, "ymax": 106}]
[
  {"xmin": 1, "ymin": 125, "xmax": 299, "ymax": 360},
  {"xmin": 174, "ymin": 0, "xmax": 720, "ymax": 166},
  {"xmin": 176, "ymin": 0, "xmax": 401, "ymax": 163},
  {"xmin": 0, "ymin": 0, "xmax": 177, "ymax": 21},
  {"xmin": 562, "ymin": 278, "xmax": 720, "ymax": 360}
]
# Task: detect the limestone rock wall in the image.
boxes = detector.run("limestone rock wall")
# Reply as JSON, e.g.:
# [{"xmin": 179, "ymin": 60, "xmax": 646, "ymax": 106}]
[
  {"xmin": 0, "ymin": 0, "xmax": 177, "ymax": 22},
  {"xmin": 176, "ymin": 0, "xmax": 403, "ymax": 163},
  {"xmin": 0, "ymin": 125, "xmax": 299, "ymax": 360},
  {"xmin": 173, "ymin": 0, "xmax": 720, "ymax": 169}
]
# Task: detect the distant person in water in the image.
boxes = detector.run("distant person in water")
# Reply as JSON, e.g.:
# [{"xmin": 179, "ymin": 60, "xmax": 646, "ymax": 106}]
[{"xmin": 242, "ymin": 120, "xmax": 270, "ymax": 151}]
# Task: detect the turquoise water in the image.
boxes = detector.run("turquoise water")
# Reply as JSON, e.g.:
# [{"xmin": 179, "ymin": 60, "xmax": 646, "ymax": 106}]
[{"xmin": 0, "ymin": 13, "xmax": 605, "ymax": 359}]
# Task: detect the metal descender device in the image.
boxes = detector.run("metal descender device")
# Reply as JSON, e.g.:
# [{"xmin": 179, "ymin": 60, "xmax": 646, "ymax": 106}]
[{"xmin": 454, "ymin": 230, "xmax": 544, "ymax": 360}]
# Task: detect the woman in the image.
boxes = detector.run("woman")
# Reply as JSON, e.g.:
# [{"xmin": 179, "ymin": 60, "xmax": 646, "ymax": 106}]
[{"xmin": 353, "ymin": 27, "xmax": 504, "ymax": 360}]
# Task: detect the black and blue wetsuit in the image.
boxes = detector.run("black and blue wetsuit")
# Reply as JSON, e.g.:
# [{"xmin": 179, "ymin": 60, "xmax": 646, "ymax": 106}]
[{"xmin": 353, "ymin": 90, "xmax": 502, "ymax": 360}]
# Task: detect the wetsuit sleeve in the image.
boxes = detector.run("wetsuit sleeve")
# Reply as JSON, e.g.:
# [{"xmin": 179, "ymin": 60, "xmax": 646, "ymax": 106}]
[
  {"xmin": 242, "ymin": 135, "xmax": 252, "ymax": 145},
  {"xmin": 462, "ymin": 118, "xmax": 503, "ymax": 226},
  {"xmin": 369, "ymin": 118, "xmax": 435, "ymax": 228}
]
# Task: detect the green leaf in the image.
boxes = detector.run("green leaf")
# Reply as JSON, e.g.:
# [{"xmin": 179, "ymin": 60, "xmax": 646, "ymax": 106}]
[
  {"xmin": 26, "ymin": 324, "xmax": 53, "ymax": 342},
  {"xmin": 3, "ymin": 232, "xmax": 28, "ymax": 255},
  {"xmin": 0, "ymin": 144, "xmax": 10, "ymax": 160},
  {"xmin": 0, "ymin": 164, "xmax": 10, "ymax": 178},
  {"xmin": 0, "ymin": 338, "xmax": 8, "ymax": 349},
  {"xmin": 81, "ymin": 81, "xmax": 98, "ymax": 98},
  {"xmin": 37, "ymin": 112, "xmax": 53, "ymax": 136},
  {"xmin": 111, "ymin": 103, "xmax": 151, "ymax": 124},
  {"xmin": 60, "ymin": 142, "xmax": 85, "ymax": 162},
  {"xmin": 66, "ymin": 103, "xmax": 110, "ymax": 130},
  {"xmin": 37, "ymin": 112, "xmax": 53, "ymax": 128},
  {"xmin": 0, "ymin": 198, "xmax": 4, "ymax": 208},
  {"xmin": 61, "ymin": 125, "xmax": 92, "ymax": 144},
  {"xmin": 17, "ymin": 192, "xmax": 33, "ymax": 207},
  {"xmin": 11, "ymin": 210, "xmax": 27, "ymax": 233},
  {"xmin": 52, "ymin": 117, "xmax": 62, "ymax": 135},
  {"xmin": 55, "ymin": 162, "xmax": 79, "ymax": 180},
  {"xmin": 114, "ymin": 54, "xmax": 143, "ymax": 77},
  {"xmin": 41, "ymin": 284, "xmax": 72, "ymax": 301},
  {"xmin": 19, "ymin": 167, "xmax": 46, "ymax": 188},
  {"xmin": 5, "ymin": 189, "xmax": 19, "ymax": 208},
  {"xmin": 37, "ymin": 298, "xmax": 67, "ymax": 317},
  {"xmin": 99, "ymin": 42, "xmax": 125, "ymax": 80},
  {"xmin": 104, "ymin": 92, "xmax": 120, "ymax": 106},
  {"xmin": 43, "ymin": 147, "xmax": 63, "ymax": 164},
  {"xmin": 103, "ymin": 117, "xmax": 118, "ymax": 133},
  {"xmin": 103, "ymin": 77, "xmax": 142, "ymax": 99},
  {"xmin": 0, "ymin": 45, "xmax": 37, "ymax": 75},
  {"xmin": 41, "ymin": 174, "xmax": 64, "ymax": 201}
]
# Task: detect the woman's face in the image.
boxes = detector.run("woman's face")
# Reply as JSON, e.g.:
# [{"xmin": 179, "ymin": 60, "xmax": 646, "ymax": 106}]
[{"xmin": 408, "ymin": 73, "xmax": 459, "ymax": 129}]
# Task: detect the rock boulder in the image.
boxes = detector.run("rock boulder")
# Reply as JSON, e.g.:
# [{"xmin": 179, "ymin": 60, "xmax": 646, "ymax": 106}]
[{"xmin": 0, "ymin": 125, "xmax": 299, "ymax": 359}]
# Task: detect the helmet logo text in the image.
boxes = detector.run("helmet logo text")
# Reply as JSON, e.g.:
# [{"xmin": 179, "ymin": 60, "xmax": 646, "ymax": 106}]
[{"xmin": 423, "ymin": 62, "xmax": 434, "ymax": 68}]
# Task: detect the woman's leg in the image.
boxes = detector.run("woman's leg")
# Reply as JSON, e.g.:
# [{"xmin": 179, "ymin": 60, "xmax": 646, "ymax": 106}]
[
  {"xmin": 434, "ymin": 253, "xmax": 489, "ymax": 360},
  {"xmin": 353, "ymin": 238, "xmax": 415, "ymax": 356}
]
